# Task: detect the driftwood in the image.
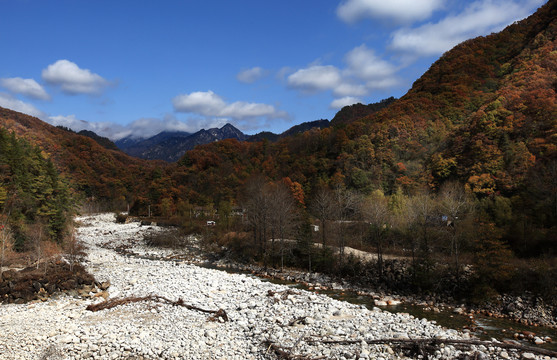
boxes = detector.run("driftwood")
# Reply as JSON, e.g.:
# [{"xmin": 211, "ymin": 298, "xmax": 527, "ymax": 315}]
[
  {"xmin": 305, "ymin": 337, "xmax": 557, "ymax": 358},
  {"xmin": 267, "ymin": 289, "xmax": 301, "ymax": 301},
  {"xmin": 265, "ymin": 336, "xmax": 557, "ymax": 360},
  {"xmin": 288, "ymin": 316, "xmax": 309, "ymax": 327},
  {"xmin": 264, "ymin": 341, "xmax": 326, "ymax": 360},
  {"xmin": 86, "ymin": 295, "xmax": 229, "ymax": 322}
]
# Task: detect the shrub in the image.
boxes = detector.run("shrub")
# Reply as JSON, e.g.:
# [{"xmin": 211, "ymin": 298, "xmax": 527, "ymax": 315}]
[
  {"xmin": 143, "ymin": 229, "xmax": 189, "ymax": 249},
  {"xmin": 114, "ymin": 213, "xmax": 128, "ymax": 224}
]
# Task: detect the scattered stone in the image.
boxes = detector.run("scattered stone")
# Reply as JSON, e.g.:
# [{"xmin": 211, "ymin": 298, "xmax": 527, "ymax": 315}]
[
  {"xmin": 0, "ymin": 213, "xmax": 553, "ymax": 360},
  {"xmin": 454, "ymin": 307, "xmax": 465, "ymax": 315}
]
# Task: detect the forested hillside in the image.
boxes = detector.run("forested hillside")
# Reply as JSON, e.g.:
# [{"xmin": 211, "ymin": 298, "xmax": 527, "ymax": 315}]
[
  {"xmin": 0, "ymin": 107, "xmax": 165, "ymax": 210},
  {"xmin": 168, "ymin": 0, "xmax": 556, "ymax": 255},
  {"xmin": 0, "ymin": 108, "xmax": 169, "ymax": 278},
  {"xmin": 0, "ymin": 128, "xmax": 72, "ymax": 255},
  {"xmin": 0, "ymin": 0, "xmax": 555, "ymax": 304}
]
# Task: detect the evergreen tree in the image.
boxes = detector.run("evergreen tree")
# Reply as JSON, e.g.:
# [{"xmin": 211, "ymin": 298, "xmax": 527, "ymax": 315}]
[{"xmin": 0, "ymin": 129, "xmax": 73, "ymax": 247}]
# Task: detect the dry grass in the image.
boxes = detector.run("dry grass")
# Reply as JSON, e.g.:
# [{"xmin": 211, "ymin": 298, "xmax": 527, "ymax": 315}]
[{"xmin": 143, "ymin": 229, "xmax": 190, "ymax": 249}]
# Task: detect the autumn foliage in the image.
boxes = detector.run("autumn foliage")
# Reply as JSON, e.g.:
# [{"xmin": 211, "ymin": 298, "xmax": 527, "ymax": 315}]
[{"xmin": 0, "ymin": 0, "xmax": 556, "ymax": 302}]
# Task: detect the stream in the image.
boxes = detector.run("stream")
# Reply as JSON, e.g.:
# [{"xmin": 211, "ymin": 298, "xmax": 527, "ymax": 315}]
[
  {"xmin": 111, "ymin": 233, "xmax": 557, "ymax": 354},
  {"xmin": 315, "ymin": 287, "xmax": 557, "ymax": 352},
  {"xmin": 205, "ymin": 263, "xmax": 557, "ymax": 353}
]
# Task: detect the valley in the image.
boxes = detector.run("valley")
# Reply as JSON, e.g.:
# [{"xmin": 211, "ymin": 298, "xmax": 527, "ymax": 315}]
[
  {"xmin": 0, "ymin": 1, "xmax": 556, "ymax": 359},
  {"xmin": 2, "ymin": 214, "xmax": 555, "ymax": 359}
]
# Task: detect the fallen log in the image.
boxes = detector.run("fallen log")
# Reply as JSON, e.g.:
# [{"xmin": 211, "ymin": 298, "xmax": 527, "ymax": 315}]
[
  {"xmin": 305, "ymin": 337, "xmax": 557, "ymax": 358},
  {"xmin": 86, "ymin": 295, "xmax": 229, "ymax": 322},
  {"xmin": 263, "ymin": 341, "xmax": 326, "ymax": 360}
]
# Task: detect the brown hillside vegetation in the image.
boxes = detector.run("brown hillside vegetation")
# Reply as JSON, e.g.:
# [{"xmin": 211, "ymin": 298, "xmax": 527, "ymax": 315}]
[
  {"xmin": 172, "ymin": 0, "xmax": 556, "ymax": 250},
  {"xmin": 0, "ymin": 107, "xmax": 166, "ymax": 209},
  {"xmin": 1, "ymin": 0, "xmax": 556, "ymax": 305}
]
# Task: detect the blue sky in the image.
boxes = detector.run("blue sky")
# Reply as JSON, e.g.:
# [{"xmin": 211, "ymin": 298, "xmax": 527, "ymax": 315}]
[{"xmin": 0, "ymin": 0, "xmax": 546, "ymax": 139}]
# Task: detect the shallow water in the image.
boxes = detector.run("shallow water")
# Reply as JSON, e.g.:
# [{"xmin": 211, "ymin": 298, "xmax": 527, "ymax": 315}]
[
  {"xmin": 300, "ymin": 285, "xmax": 557, "ymax": 353},
  {"xmin": 205, "ymin": 263, "xmax": 557, "ymax": 353}
]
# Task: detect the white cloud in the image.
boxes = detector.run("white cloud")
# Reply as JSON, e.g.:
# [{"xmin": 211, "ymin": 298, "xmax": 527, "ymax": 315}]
[
  {"xmin": 47, "ymin": 114, "xmax": 124, "ymax": 138},
  {"xmin": 344, "ymin": 45, "xmax": 399, "ymax": 90},
  {"xmin": 287, "ymin": 65, "xmax": 342, "ymax": 93},
  {"xmin": 46, "ymin": 90, "xmax": 289, "ymax": 140},
  {"xmin": 172, "ymin": 90, "xmax": 287, "ymax": 121},
  {"xmin": 0, "ymin": 92, "xmax": 46, "ymax": 118},
  {"xmin": 287, "ymin": 45, "xmax": 400, "ymax": 98},
  {"xmin": 276, "ymin": 66, "xmax": 295, "ymax": 81},
  {"xmin": 46, "ymin": 113, "xmax": 259, "ymax": 141},
  {"xmin": 337, "ymin": 0, "xmax": 444, "ymax": 24},
  {"xmin": 330, "ymin": 96, "xmax": 361, "ymax": 109},
  {"xmin": 46, "ymin": 114, "xmax": 186, "ymax": 140},
  {"xmin": 0, "ymin": 77, "xmax": 50, "ymax": 100},
  {"xmin": 172, "ymin": 91, "xmax": 227, "ymax": 116},
  {"xmin": 42, "ymin": 59, "xmax": 110, "ymax": 95},
  {"xmin": 344, "ymin": 45, "xmax": 397, "ymax": 80},
  {"xmin": 333, "ymin": 83, "xmax": 368, "ymax": 97},
  {"xmin": 365, "ymin": 77, "xmax": 400, "ymax": 90},
  {"xmin": 48, "ymin": 114, "xmax": 90, "ymax": 130},
  {"xmin": 390, "ymin": 0, "xmax": 545, "ymax": 57},
  {"xmin": 220, "ymin": 101, "xmax": 278, "ymax": 118},
  {"xmin": 111, "ymin": 115, "xmax": 200, "ymax": 139},
  {"xmin": 237, "ymin": 67, "xmax": 267, "ymax": 83}
]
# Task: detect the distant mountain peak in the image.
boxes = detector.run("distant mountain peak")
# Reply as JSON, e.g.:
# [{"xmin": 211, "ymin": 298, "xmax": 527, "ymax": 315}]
[{"xmin": 114, "ymin": 123, "xmax": 247, "ymax": 162}]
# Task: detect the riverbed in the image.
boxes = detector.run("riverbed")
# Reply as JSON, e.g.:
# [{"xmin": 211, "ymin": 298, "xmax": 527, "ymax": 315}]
[
  {"xmin": 0, "ymin": 213, "xmax": 554, "ymax": 359},
  {"xmin": 204, "ymin": 262, "xmax": 557, "ymax": 353}
]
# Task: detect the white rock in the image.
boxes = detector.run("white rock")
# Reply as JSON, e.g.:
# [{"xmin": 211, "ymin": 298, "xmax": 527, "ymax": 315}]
[{"xmin": 0, "ymin": 213, "xmax": 492, "ymax": 360}]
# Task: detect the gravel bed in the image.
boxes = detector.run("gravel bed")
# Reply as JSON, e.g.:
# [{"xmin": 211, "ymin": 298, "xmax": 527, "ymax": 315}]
[{"xmin": 0, "ymin": 213, "xmax": 553, "ymax": 360}]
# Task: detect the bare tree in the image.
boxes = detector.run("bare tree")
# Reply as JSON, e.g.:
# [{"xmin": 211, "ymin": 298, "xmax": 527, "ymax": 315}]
[
  {"xmin": 27, "ymin": 222, "xmax": 45, "ymax": 270},
  {"xmin": 243, "ymin": 175, "xmax": 272, "ymax": 263},
  {"xmin": 360, "ymin": 190, "xmax": 389, "ymax": 279},
  {"xmin": 0, "ymin": 194, "xmax": 14, "ymax": 280},
  {"xmin": 331, "ymin": 186, "xmax": 360, "ymax": 262},
  {"xmin": 64, "ymin": 224, "xmax": 80, "ymax": 272},
  {"xmin": 438, "ymin": 181, "xmax": 474, "ymax": 282},
  {"xmin": 268, "ymin": 182, "xmax": 299, "ymax": 271},
  {"xmin": 310, "ymin": 186, "xmax": 334, "ymax": 247},
  {"xmin": 0, "ymin": 216, "xmax": 12, "ymax": 281},
  {"xmin": 395, "ymin": 190, "xmax": 437, "ymax": 281},
  {"xmin": 406, "ymin": 190, "xmax": 437, "ymax": 260}
]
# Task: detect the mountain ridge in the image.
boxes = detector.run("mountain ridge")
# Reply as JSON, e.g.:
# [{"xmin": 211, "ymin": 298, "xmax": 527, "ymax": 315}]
[
  {"xmin": 1, "ymin": 0, "xmax": 554, "ymax": 242},
  {"xmin": 114, "ymin": 118, "xmax": 338, "ymax": 162},
  {"xmin": 0, "ymin": 106, "xmax": 163, "ymax": 208},
  {"xmin": 115, "ymin": 124, "xmax": 248, "ymax": 162},
  {"xmin": 171, "ymin": 0, "xmax": 556, "ymax": 247}
]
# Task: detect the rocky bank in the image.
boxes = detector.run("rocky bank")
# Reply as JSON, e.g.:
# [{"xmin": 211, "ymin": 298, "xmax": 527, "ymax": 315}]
[{"xmin": 0, "ymin": 213, "xmax": 555, "ymax": 360}]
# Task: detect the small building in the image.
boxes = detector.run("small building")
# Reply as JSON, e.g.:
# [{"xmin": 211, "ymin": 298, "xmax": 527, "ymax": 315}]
[
  {"xmin": 231, "ymin": 207, "xmax": 245, "ymax": 216},
  {"xmin": 206, "ymin": 220, "xmax": 216, "ymax": 226},
  {"xmin": 193, "ymin": 206, "xmax": 216, "ymax": 218}
]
